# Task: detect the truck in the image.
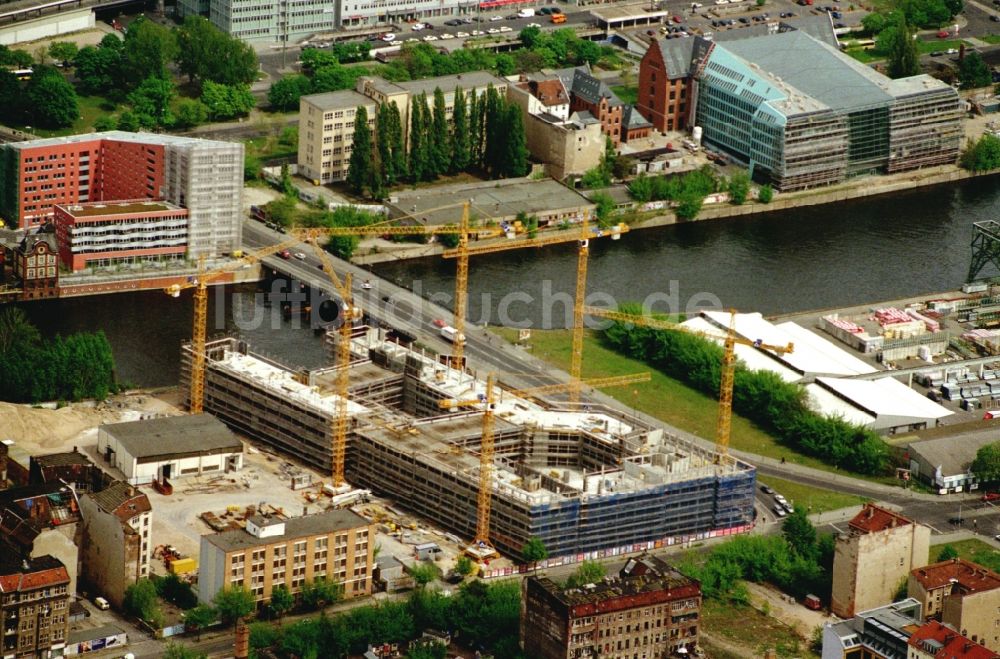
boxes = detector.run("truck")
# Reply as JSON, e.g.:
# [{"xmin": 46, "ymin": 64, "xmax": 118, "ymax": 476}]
[
  {"xmin": 440, "ymin": 325, "xmax": 465, "ymax": 343},
  {"xmin": 517, "ymin": 7, "xmax": 535, "ymax": 16}
]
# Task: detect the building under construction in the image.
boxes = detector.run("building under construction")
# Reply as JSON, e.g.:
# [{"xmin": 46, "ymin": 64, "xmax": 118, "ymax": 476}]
[{"xmin": 181, "ymin": 332, "xmax": 756, "ymax": 557}]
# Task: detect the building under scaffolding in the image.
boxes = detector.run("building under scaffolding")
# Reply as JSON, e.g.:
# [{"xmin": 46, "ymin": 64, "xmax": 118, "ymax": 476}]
[{"xmin": 181, "ymin": 332, "xmax": 756, "ymax": 557}]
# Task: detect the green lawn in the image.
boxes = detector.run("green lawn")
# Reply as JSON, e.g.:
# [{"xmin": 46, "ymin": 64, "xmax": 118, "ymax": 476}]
[
  {"xmin": 916, "ymin": 39, "xmax": 966, "ymax": 54},
  {"xmin": 981, "ymin": 35, "xmax": 1000, "ymax": 45},
  {"xmin": 758, "ymin": 476, "xmax": 869, "ymax": 515},
  {"xmin": 15, "ymin": 95, "xmax": 114, "ymax": 138},
  {"xmin": 845, "ymin": 47, "xmax": 883, "ymax": 64},
  {"xmin": 611, "ymin": 85, "xmax": 638, "ymax": 105},
  {"xmin": 935, "ymin": 539, "xmax": 1000, "ymax": 572},
  {"xmin": 492, "ymin": 328, "xmax": 882, "ymax": 479},
  {"xmin": 702, "ymin": 600, "xmax": 818, "ymax": 659}
]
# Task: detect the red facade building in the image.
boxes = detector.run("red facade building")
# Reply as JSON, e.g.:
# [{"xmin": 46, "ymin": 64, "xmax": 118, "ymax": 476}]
[{"xmin": 637, "ymin": 38, "xmax": 695, "ymax": 134}]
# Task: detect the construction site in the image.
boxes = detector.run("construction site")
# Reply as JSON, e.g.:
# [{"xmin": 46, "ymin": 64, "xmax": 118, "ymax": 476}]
[{"xmin": 180, "ymin": 328, "xmax": 757, "ymax": 559}]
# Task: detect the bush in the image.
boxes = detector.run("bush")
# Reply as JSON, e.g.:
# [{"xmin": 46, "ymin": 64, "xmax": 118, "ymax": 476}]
[
  {"xmin": 758, "ymin": 184, "xmax": 774, "ymax": 203},
  {"xmin": 960, "ymin": 134, "xmax": 1000, "ymax": 172},
  {"xmin": 154, "ymin": 574, "xmax": 198, "ymax": 609}
]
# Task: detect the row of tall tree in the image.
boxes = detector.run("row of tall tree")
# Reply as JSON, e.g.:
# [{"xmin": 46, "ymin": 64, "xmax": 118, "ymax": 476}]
[
  {"xmin": 0, "ymin": 308, "xmax": 116, "ymax": 403},
  {"xmin": 347, "ymin": 85, "xmax": 528, "ymax": 198},
  {"xmin": 600, "ymin": 304, "xmax": 889, "ymax": 474}
]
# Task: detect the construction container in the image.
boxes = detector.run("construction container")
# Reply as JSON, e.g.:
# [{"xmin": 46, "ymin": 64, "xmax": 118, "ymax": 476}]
[{"xmin": 169, "ymin": 558, "xmax": 198, "ymax": 575}]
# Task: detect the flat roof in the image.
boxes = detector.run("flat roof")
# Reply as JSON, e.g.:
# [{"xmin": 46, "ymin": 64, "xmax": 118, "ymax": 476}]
[
  {"xmin": 204, "ymin": 509, "xmax": 369, "ymax": 553},
  {"xmin": 4, "ymin": 130, "xmax": 234, "ymax": 151},
  {"xmin": 364, "ymin": 71, "xmax": 507, "ymax": 99},
  {"xmin": 301, "ymin": 89, "xmax": 374, "ymax": 111},
  {"xmin": 58, "ymin": 200, "xmax": 182, "ymax": 217},
  {"xmin": 589, "ymin": 3, "xmax": 669, "ymax": 20},
  {"xmin": 812, "ymin": 376, "xmax": 952, "ymax": 422},
  {"xmin": 388, "ymin": 179, "xmax": 594, "ymax": 226},
  {"xmin": 908, "ymin": 430, "xmax": 999, "ymax": 477},
  {"xmin": 101, "ymin": 413, "xmax": 243, "ymax": 461}
]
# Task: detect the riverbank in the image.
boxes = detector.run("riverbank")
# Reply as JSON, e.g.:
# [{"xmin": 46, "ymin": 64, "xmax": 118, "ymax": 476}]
[{"xmin": 353, "ymin": 162, "xmax": 1000, "ymax": 265}]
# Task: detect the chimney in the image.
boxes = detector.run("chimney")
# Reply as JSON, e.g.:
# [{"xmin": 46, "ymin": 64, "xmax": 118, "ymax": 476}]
[{"xmin": 234, "ymin": 617, "xmax": 250, "ymax": 659}]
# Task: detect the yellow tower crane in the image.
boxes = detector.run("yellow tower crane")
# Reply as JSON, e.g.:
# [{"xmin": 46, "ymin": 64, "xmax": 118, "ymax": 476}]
[
  {"xmin": 582, "ymin": 307, "xmax": 794, "ymax": 459},
  {"xmin": 438, "ymin": 372, "xmax": 651, "ymax": 558},
  {"xmin": 442, "ymin": 213, "xmax": 629, "ymax": 401},
  {"xmin": 164, "ymin": 238, "xmax": 309, "ymax": 414}
]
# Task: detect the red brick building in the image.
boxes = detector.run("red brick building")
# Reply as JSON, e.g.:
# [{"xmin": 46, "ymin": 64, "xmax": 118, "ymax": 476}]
[
  {"xmin": 551, "ymin": 67, "xmax": 651, "ymax": 146},
  {"xmin": 637, "ymin": 38, "xmax": 695, "ymax": 133},
  {"xmin": 521, "ymin": 555, "xmax": 701, "ymax": 659},
  {"xmin": 53, "ymin": 200, "xmax": 188, "ymax": 272},
  {"xmin": 0, "ymin": 555, "xmax": 71, "ymax": 659}
]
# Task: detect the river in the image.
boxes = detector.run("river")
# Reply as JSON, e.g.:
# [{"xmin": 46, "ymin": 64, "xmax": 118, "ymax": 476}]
[{"xmin": 16, "ymin": 176, "xmax": 1000, "ymax": 387}]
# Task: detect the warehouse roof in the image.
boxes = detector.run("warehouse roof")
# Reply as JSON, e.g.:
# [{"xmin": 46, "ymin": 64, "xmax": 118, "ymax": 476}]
[
  {"xmin": 907, "ymin": 430, "xmax": 999, "ymax": 478},
  {"xmin": 811, "ymin": 376, "xmax": 952, "ymax": 424},
  {"xmin": 101, "ymin": 414, "xmax": 242, "ymax": 461},
  {"xmin": 204, "ymin": 509, "xmax": 369, "ymax": 552}
]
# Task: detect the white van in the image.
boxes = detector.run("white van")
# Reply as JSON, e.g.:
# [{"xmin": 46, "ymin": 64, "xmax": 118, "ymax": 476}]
[
  {"xmin": 517, "ymin": 8, "xmax": 535, "ymax": 17},
  {"xmin": 94, "ymin": 596, "xmax": 110, "ymax": 610}
]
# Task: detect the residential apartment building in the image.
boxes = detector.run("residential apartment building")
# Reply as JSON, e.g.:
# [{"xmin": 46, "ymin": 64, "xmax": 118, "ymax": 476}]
[
  {"xmin": 908, "ymin": 620, "xmax": 1000, "ymax": 659},
  {"xmin": 637, "ymin": 25, "xmax": 962, "ymax": 190},
  {"xmin": 0, "ymin": 555, "xmax": 71, "ymax": 659},
  {"xmin": 908, "ymin": 559, "xmax": 1000, "ymax": 652},
  {"xmin": 551, "ymin": 66, "xmax": 652, "ymax": 146},
  {"xmin": 831, "ymin": 503, "xmax": 930, "ymax": 618},
  {"xmin": 53, "ymin": 200, "xmax": 188, "ymax": 272},
  {"xmin": 199, "ymin": 509, "xmax": 374, "ymax": 606},
  {"xmin": 0, "ymin": 483, "xmax": 82, "ymax": 595},
  {"xmin": 298, "ymin": 73, "xmax": 507, "ymax": 184},
  {"xmin": 521, "ymin": 555, "xmax": 702, "ymax": 659},
  {"xmin": 11, "ymin": 230, "xmax": 58, "ymax": 300},
  {"xmin": 0, "ymin": 132, "xmax": 243, "ymax": 261},
  {"xmin": 78, "ymin": 481, "xmax": 153, "ymax": 609}
]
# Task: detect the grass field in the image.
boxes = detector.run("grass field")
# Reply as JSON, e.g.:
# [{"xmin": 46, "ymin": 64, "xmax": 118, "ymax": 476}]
[
  {"xmin": 493, "ymin": 327, "xmax": 886, "ymax": 481},
  {"xmin": 702, "ymin": 600, "xmax": 818, "ymax": 659},
  {"xmin": 936, "ymin": 538, "xmax": 1000, "ymax": 572},
  {"xmin": 758, "ymin": 475, "xmax": 869, "ymax": 514}
]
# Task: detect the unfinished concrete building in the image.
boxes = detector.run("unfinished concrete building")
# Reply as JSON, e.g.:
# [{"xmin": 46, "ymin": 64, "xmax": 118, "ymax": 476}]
[{"xmin": 182, "ymin": 332, "xmax": 756, "ymax": 558}]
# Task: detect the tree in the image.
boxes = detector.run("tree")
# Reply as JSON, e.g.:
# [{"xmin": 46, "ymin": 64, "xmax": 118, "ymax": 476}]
[
  {"xmin": 501, "ymin": 102, "xmax": 529, "ymax": 178},
  {"xmin": 268, "ymin": 584, "xmax": 294, "ymax": 623},
  {"xmin": 728, "ymin": 171, "xmax": 751, "ymax": 205},
  {"xmin": 409, "ymin": 561, "xmax": 441, "ymax": 587},
  {"xmin": 27, "ymin": 68, "xmax": 78, "ymax": 129},
  {"xmin": 937, "ymin": 544, "xmax": 959, "ymax": 561},
  {"xmin": 521, "ymin": 537, "xmax": 548, "ymax": 569},
  {"xmin": 450, "ymin": 87, "xmax": 470, "ymax": 174},
  {"xmin": 299, "ymin": 577, "xmax": 343, "ymax": 611},
  {"xmin": 48, "ymin": 41, "xmax": 78, "ymax": 66},
  {"xmin": 128, "ymin": 76, "xmax": 175, "ymax": 128},
  {"xmin": 431, "ymin": 87, "xmax": 451, "ymax": 176},
  {"xmin": 175, "ymin": 15, "xmax": 258, "ymax": 86},
  {"xmin": 310, "ymin": 63, "xmax": 360, "ymax": 93},
  {"xmin": 519, "ymin": 25, "xmax": 544, "ymax": 48},
  {"xmin": 455, "ymin": 555, "xmax": 475, "ymax": 576},
  {"xmin": 565, "ymin": 560, "xmax": 605, "ymax": 588},
  {"xmin": 758, "ymin": 184, "xmax": 774, "ymax": 203},
  {"xmin": 961, "ymin": 134, "xmax": 1000, "ymax": 172},
  {"xmin": 347, "ymin": 105, "xmax": 373, "ymax": 195},
  {"xmin": 0, "ymin": 45, "xmax": 33, "ymax": 68},
  {"xmin": 268, "ymin": 74, "xmax": 312, "ymax": 111},
  {"xmin": 861, "ymin": 12, "xmax": 889, "ymax": 35},
  {"xmin": 73, "ymin": 39, "xmax": 122, "ymax": 96},
  {"xmin": 117, "ymin": 110, "xmax": 140, "ymax": 132},
  {"xmin": 94, "ymin": 115, "xmax": 117, "ymax": 132},
  {"xmin": 675, "ymin": 190, "xmax": 704, "ymax": 220},
  {"xmin": 0, "ymin": 307, "xmax": 40, "ymax": 354},
  {"xmin": 124, "ymin": 579, "xmax": 162, "ymax": 627},
  {"xmin": 782, "ymin": 507, "xmax": 818, "ymax": 560},
  {"xmin": 592, "ymin": 192, "xmax": 615, "ymax": 228},
  {"xmin": 200, "ymin": 81, "xmax": 255, "ymax": 120},
  {"xmin": 121, "ymin": 17, "xmax": 178, "ymax": 87},
  {"xmin": 174, "ymin": 99, "xmax": 208, "ymax": 129},
  {"xmin": 407, "ymin": 645, "xmax": 447, "ymax": 659},
  {"xmin": 408, "ymin": 94, "xmax": 428, "ymax": 182},
  {"xmin": 183, "ymin": 604, "xmax": 216, "ymax": 640},
  {"xmin": 155, "ymin": 573, "xmax": 198, "ymax": 609},
  {"xmin": 972, "ymin": 442, "xmax": 1000, "ymax": 483},
  {"xmin": 213, "ymin": 586, "xmax": 255, "ymax": 627},
  {"xmin": 388, "ymin": 101, "xmax": 407, "ymax": 183},
  {"xmin": 884, "ymin": 18, "xmax": 919, "ymax": 79},
  {"xmin": 960, "ymin": 51, "xmax": 992, "ymax": 90}
]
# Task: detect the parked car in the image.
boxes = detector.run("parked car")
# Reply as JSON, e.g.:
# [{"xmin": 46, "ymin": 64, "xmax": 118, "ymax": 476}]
[
  {"xmin": 411, "ymin": 22, "xmax": 426, "ymax": 30},
  {"xmin": 937, "ymin": 29, "xmax": 951, "ymax": 38},
  {"xmin": 293, "ymin": 252, "xmax": 306, "ymax": 260},
  {"xmin": 930, "ymin": 51, "xmax": 944, "ymax": 57},
  {"xmin": 489, "ymin": 14, "xmax": 503, "ymax": 21},
  {"xmin": 982, "ymin": 492, "xmax": 1000, "ymax": 502},
  {"xmin": 279, "ymin": 250, "xmax": 292, "ymax": 259},
  {"xmin": 672, "ymin": 14, "xmax": 683, "ymax": 22},
  {"xmin": 773, "ymin": 505, "xmax": 787, "ymax": 518},
  {"xmin": 948, "ymin": 516, "xmax": 965, "ymax": 526},
  {"xmin": 760, "ymin": 484, "xmax": 774, "ymax": 494},
  {"xmin": 381, "ymin": 32, "xmax": 396, "ymax": 42},
  {"xmin": 992, "ymin": 14, "xmax": 1000, "ymax": 21}
]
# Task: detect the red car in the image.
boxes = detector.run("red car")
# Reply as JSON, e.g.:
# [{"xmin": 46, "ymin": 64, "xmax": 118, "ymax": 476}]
[
  {"xmin": 672, "ymin": 14, "xmax": 683, "ymax": 23},
  {"xmin": 279, "ymin": 250, "xmax": 291, "ymax": 259},
  {"xmin": 982, "ymin": 492, "xmax": 1000, "ymax": 502},
  {"xmin": 937, "ymin": 30, "xmax": 950, "ymax": 38}
]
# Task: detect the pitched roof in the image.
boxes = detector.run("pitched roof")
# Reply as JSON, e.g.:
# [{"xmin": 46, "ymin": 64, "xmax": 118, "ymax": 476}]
[
  {"xmin": 908, "ymin": 621, "xmax": 1000, "ymax": 659},
  {"xmin": 0, "ymin": 555, "xmax": 69, "ymax": 593},
  {"xmin": 848, "ymin": 503, "xmax": 913, "ymax": 534},
  {"xmin": 570, "ymin": 68, "xmax": 623, "ymax": 106},
  {"xmin": 623, "ymin": 105, "xmax": 653, "ymax": 130},
  {"xmin": 653, "ymin": 38, "xmax": 696, "ymax": 79},
  {"xmin": 910, "ymin": 559, "xmax": 1000, "ymax": 594},
  {"xmin": 524, "ymin": 78, "xmax": 569, "ymax": 107},
  {"xmin": 87, "ymin": 481, "xmax": 151, "ymax": 522}
]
